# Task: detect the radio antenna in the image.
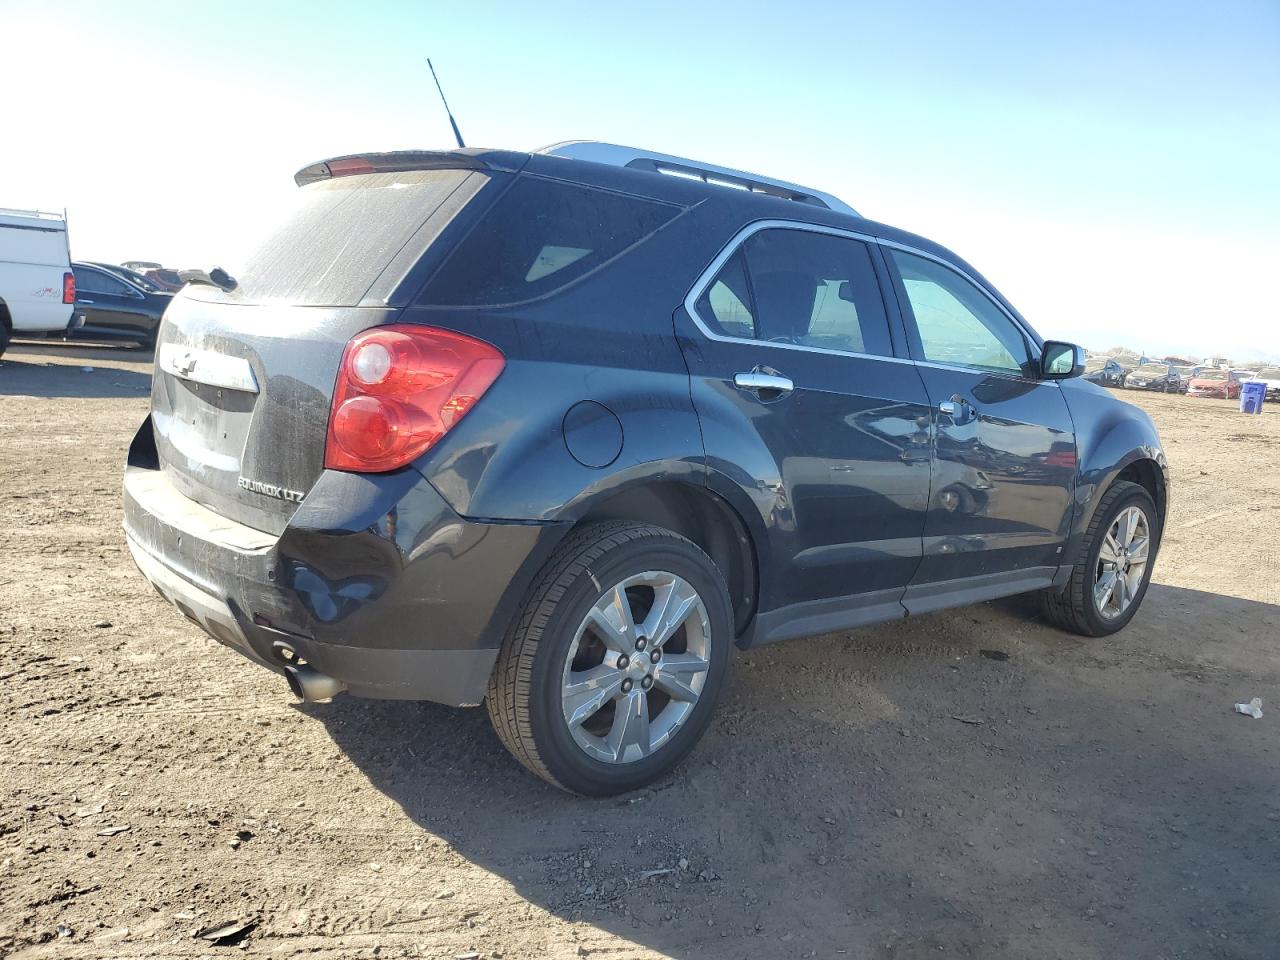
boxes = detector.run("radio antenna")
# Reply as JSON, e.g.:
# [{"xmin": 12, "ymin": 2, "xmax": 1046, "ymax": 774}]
[{"xmin": 427, "ymin": 58, "xmax": 466, "ymax": 149}]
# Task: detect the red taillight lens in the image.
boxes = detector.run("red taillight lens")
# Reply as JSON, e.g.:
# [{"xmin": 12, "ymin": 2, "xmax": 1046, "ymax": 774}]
[
  {"xmin": 324, "ymin": 325, "xmax": 504, "ymax": 473},
  {"xmin": 63, "ymin": 272, "xmax": 75, "ymax": 304}
]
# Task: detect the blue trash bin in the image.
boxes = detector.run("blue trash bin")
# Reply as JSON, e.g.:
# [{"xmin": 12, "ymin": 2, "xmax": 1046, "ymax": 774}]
[{"xmin": 1240, "ymin": 381, "xmax": 1266, "ymax": 414}]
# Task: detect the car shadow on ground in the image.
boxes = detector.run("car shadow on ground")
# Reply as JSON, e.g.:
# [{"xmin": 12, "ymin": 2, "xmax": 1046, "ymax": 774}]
[
  {"xmin": 311, "ymin": 584, "xmax": 1280, "ymax": 959},
  {"xmin": 0, "ymin": 342, "xmax": 152, "ymax": 398}
]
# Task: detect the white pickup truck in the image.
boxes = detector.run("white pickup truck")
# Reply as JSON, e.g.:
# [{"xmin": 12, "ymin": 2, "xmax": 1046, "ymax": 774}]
[{"xmin": 0, "ymin": 207, "xmax": 75, "ymax": 357}]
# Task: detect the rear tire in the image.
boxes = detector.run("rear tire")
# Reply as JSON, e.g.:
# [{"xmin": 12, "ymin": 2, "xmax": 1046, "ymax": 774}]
[
  {"xmin": 1040, "ymin": 480, "xmax": 1159, "ymax": 637},
  {"xmin": 486, "ymin": 521, "xmax": 732, "ymax": 796},
  {"xmin": 0, "ymin": 321, "xmax": 9, "ymax": 359}
]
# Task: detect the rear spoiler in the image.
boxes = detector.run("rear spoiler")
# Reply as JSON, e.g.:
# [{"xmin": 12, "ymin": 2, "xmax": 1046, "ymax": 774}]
[{"xmin": 293, "ymin": 149, "xmax": 528, "ymax": 187}]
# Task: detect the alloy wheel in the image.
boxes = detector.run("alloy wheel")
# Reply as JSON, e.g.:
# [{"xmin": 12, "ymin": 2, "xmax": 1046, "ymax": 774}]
[
  {"xmin": 1094, "ymin": 505, "xmax": 1150, "ymax": 619},
  {"xmin": 560, "ymin": 571, "xmax": 711, "ymax": 764}
]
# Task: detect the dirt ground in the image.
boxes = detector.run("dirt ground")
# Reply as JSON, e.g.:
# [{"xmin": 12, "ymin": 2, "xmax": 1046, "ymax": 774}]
[{"xmin": 1, "ymin": 340, "xmax": 1277, "ymax": 960}]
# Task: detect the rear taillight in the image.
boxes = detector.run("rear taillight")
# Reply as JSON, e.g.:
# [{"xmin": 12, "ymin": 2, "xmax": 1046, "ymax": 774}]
[
  {"xmin": 324, "ymin": 325, "xmax": 504, "ymax": 473},
  {"xmin": 63, "ymin": 272, "xmax": 75, "ymax": 304}
]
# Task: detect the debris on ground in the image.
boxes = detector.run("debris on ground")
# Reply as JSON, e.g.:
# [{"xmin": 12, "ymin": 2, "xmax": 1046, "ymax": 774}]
[
  {"xmin": 194, "ymin": 918, "xmax": 257, "ymax": 945},
  {"xmin": 980, "ymin": 649, "xmax": 1010, "ymax": 661},
  {"xmin": 96, "ymin": 825, "xmax": 130, "ymax": 836},
  {"xmin": 1235, "ymin": 697, "xmax": 1264, "ymax": 719}
]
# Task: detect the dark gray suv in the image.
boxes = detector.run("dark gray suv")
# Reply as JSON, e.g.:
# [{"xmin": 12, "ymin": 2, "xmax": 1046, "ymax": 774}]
[{"xmin": 124, "ymin": 142, "xmax": 1169, "ymax": 795}]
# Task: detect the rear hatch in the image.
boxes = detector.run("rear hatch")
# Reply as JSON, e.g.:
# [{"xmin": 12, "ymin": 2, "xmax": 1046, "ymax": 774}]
[{"xmin": 149, "ymin": 163, "xmax": 498, "ymax": 535}]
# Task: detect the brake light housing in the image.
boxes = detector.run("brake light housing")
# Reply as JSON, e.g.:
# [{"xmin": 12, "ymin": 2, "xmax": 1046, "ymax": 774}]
[
  {"xmin": 63, "ymin": 271, "xmax": 75, "ymax": 304},
  {"xmin": 325, "ymin": 325, "xmax": 504, "ymax": 473}
]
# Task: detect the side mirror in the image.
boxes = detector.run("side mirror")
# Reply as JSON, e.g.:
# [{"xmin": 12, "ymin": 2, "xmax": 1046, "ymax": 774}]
[{"xmin": 1041, "ymin": 341, "xmax": 1085, "ymax": 379}]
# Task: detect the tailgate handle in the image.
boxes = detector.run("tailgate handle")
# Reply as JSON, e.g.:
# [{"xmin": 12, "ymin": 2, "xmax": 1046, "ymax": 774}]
[{"xmin": 158, "ymin": 343, "xmax": 259, "ymax": 394}]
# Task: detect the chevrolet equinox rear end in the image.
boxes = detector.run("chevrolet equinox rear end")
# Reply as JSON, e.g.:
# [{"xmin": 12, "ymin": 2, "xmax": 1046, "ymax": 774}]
[{"xmin": 125, "ymin": 144, "xmax": 1169, "ymax": 795}]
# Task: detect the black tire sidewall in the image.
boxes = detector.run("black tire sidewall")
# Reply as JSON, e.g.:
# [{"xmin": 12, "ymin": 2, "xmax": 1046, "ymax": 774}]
[
  {"xmin": 526, "ymin": 537, "xmax": 732, "ymax": 796},
  {"xmin": 1079, "ymin": 485, "xmax": 1160, "ymax": 635}
]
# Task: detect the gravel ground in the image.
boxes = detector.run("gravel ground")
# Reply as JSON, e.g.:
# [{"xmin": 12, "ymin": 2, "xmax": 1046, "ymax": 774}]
[{"xmin": 1, "ymin": 341, "xmax": 1277, "ymax": 960}]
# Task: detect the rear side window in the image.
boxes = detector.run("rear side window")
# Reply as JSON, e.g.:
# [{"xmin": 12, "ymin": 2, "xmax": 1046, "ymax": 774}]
[
  {"xmin": 420, "ymin": 177, "xmax": 680, "ymax": 306},
  {"xmin": 233, "ymin": 169, "xmax": 478, "ymax": 306},
  {"xmin": 694, "ymin": 228, "xmax": 893, "ymax": 357},
  {"xmin": 76, "ymin": 268, "xmax": 131, "ymax": 296}
]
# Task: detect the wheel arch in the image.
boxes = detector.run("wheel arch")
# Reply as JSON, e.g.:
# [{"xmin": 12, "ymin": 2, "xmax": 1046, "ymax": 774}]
[{"xmin": 565, "ymin": 480, "xmax": 759, "ymax": 637}]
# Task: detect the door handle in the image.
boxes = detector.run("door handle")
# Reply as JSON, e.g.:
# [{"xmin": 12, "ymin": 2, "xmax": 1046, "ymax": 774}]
[
  {"xmin": 734, "ymin": 371, "xmax": 794, "ymax": 396},
  {"xmin": 79, "ymin": 299, "xmax": 95, "ymax": 304},
  {"xmin": 938, "ymin": 396, "xmax": 976, "ymax": 424}
]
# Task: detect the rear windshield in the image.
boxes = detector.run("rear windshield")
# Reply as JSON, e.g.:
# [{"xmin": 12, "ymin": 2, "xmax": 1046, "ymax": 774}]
[
  {"xmin": 232, "ymin": 169, "xmax": 478, "ymax": 305},
  {"xmin": 420, "ymin": 176, "xmax": 681, "ymax": 306},
  {"xmin": 1197, "ymin": 370, "xmax": 1227, "ymax": 380}
]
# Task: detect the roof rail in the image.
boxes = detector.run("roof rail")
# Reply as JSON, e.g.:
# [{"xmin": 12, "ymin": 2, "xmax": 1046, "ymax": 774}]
[
  {"xmin": 0, "ymin": 207, "xmax": 66, "ymax": 222},
  {"xmin": 537, "ymin": 141, "xmax": 859, "ymax": 217}
]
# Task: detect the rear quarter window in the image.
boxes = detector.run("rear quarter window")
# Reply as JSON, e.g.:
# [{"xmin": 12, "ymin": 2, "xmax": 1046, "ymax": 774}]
[{"xmin": 419, "ymin": 177, "xmax": 681, "ymax": 306}]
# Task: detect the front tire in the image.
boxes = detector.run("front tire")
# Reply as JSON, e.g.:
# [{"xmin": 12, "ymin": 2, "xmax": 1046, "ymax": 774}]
[
  {"xmin": 1040, "ymin": 480, "xmax": 1159, "ymax": 637},
  {"xmin": 486, "ymin": 522, "xmax": 732, "ymax": 796}
]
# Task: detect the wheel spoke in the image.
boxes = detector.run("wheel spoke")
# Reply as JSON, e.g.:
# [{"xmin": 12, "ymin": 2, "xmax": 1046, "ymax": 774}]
[
  {"xmin": 653, "ymin": 652, "xmax": 709, "ymax": 703},
  {"xmin": 1129, "ymin": 536, "xmax": 1149, "ymax": 562},
  {"xmin": 562, "ymin": 666, "xmax": 625, "ymax": 728},
  {"xmin": 643, "ymin": 578, "xmax": 700, "ymax": 649},
  {"xmin": 1098, "ymin": 533, "xmax": 1123, "ymax": 565},
  {"xmin": 1117, "ymin": 508, "xmax": 1137, "ymax": 547},
  {"xmin": 606, "ymin": 690, "xmax": 651, "ymax": 762},
  {"xmin": 586, "ymin": 586, "xmax": 636, "ymax": 653},
  {"xmin": 1094, "ymin": 569, "xmax": 1117, "ymax": 611}
]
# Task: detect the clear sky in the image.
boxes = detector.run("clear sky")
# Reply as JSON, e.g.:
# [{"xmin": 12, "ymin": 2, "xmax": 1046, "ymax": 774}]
[{"xmin": 3, "ymin": 0, "xmax": 1277, "ymax": 360}]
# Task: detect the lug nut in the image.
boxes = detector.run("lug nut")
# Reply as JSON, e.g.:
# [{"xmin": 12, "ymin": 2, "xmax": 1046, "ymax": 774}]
[
  {"xmin": 649, "ymin": 649, "xmax": 661, "ymax": 663},
  {"xmin": 621, "ymin": 678, "xmax": 633, "ymax": 693},
  {"xmin": 641, "ymin": 676, "xmax": 653, "ymax": 690},
  {"xmin": 617, "ymin": 654, "xmax": 630, "ymax": 670},
  {"xmin": 635, "ymin": 638, "xmax": 647, "ymax": 651}
]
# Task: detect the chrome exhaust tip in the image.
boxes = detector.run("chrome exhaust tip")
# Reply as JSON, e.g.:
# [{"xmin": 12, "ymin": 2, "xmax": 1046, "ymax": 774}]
[{"xmin": 284, "ymin": 663, "xmax": 347, "ymax": 702}]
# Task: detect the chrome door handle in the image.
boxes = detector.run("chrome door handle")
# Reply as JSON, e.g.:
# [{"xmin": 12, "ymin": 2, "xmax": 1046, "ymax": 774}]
[
  {"xmin": 938, "ymin": 396, "xmax": 975, "ymax": 424},
  {"xmin": 79, "ymin": 299, "xmax": 95, "ymax": 304},
  {"xmin": 734, "ymin": 371, "xmax": 794, "ymax": 394}
]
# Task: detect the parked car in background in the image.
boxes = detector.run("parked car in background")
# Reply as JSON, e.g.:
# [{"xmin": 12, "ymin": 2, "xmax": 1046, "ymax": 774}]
[
  {"xmin": 143, "ymin": 268, "xmax": 185, "ymax": 292},
  {"xmin": 1124, "ymin": 363, "xmax": 1182, "ymax": 392},
  {"xmin": 1175, "ymin": 366, "xmax": 1202, "ymax": 392},
  {"xmin": 122, "ymin": 142, "xmax": 1170, "ymax": 795},
  {"xmin": 1186, "ymin": 368, "xmax": 1243, "ymax": 400},
  {"xmin": 1252, "ymin": 368, "xmax": 1280, "ymax": 402},
  {"xmin": 85, "ymin": 262, "xmax": 169, "ymax": 293},
  {"xmin": 0, "ymin": 207, "xmax": 74, "ymax": 357},
  {"xmin": 69, "ymin": 261, "xmax": 172, "ymax": 347},
  {"xmin": 1083, "ymin": 356, "xmax": 1127, "ymax": 386}
]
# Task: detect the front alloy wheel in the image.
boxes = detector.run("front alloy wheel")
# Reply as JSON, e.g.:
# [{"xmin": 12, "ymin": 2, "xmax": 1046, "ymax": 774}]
[
  {"xmin": 1039, "ymin": 480, "xmax": 1160, "ymax": 637},
  {"xmin": 1093, "ymin": 506, "xmax": 1150, "ymax": 620}
]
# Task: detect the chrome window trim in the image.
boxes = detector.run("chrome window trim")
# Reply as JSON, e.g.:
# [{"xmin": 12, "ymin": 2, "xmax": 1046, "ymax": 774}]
[
  {"xmin": 684, "ymin": 220, "xmax": 1058, "ymax": 384},
  {"xmin": 682, "ymin": 219, "xmax": 913, "ymax": 365}
]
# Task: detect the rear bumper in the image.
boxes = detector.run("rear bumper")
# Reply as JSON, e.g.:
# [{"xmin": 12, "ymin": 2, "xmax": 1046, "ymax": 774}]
[{"xmin": 123, "ymin": 417, "xmax": 568, "ymax": 705}]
